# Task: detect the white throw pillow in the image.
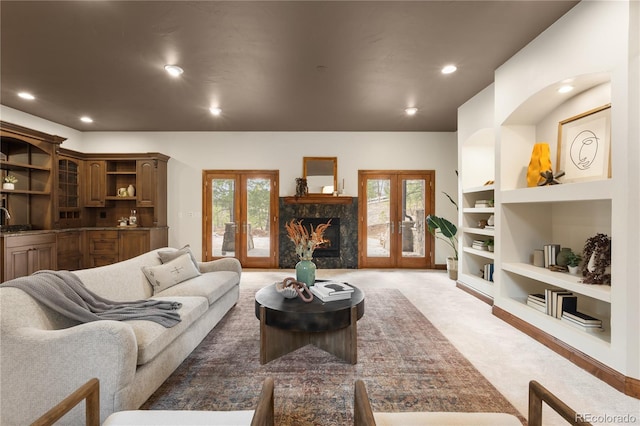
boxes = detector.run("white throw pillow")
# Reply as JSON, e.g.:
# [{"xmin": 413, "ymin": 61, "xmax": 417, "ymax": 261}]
[
  {"xmin": 142, "ymin": 253, "xmax": 201, "ymax": 295},
  {"xmin": 157, "ymin": 244, "xmax": 199, "ymax": 268}
]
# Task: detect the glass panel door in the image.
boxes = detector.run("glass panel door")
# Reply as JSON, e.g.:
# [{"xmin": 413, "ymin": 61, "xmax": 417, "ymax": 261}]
[
  {"xmin": 359, "ymin": 170, "xmax": 434, "ymax": 268},
  {"xmin": 204, "ymin": 171, "xmax": 278, "ymax": 267}
]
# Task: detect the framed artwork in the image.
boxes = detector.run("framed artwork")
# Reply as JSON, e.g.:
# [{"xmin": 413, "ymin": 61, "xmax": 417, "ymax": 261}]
[{"xmin": 557, "ymin": 104, "xmax": 611, "ymax": 183}]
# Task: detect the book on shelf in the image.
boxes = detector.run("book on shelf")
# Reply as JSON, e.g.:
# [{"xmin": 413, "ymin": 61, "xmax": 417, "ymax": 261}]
[
  {"xmin": 544, "ymin": 289, "xmax": 572, "ymax": 316},
  {"xmin": 472, "ymin": 240, "xmax": 488, "ymax": 250},
  {"xmin": 474, "ymin": 200, "xmax": 492, "ymax": 208},
  {"xmin": 561, "ymin": 315, "xmax": 604, "ymax": 333},
  {"xmin": 543, "ymin": 244, "xmax": 560, "ymax": 268},
  {"xmin": 562, "ymin": 310, "xmax": 602, "ymax": 324},
  {"xmin": 555, "ymin": 294, "xmax": 578, "ymax": 319},
  {"xmin": 483, "ymin": 263, "xmax": 494, "ymax": 282},
  {"xmin": 526, "ymin": 299, "xmax": 546, "ymax": 313}
]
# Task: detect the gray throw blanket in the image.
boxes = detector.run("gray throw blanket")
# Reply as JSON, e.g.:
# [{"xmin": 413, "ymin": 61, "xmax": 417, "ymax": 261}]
[{"xmin": 2, "ymin": 270, "xmax": 182, "ymax": 328}]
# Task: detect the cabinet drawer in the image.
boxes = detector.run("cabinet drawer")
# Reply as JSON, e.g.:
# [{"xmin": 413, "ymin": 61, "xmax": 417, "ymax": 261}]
[
  {"xmin": 4, "ymin": 233, "xmax": 56, "ymax": 248},
  {"xmin": 87, "ymin": 231, "xmax": 118, "ymax": 255}
]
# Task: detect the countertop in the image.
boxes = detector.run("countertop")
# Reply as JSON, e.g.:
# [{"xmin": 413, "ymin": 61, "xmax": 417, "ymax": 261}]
[{"xmin": 0, "ymin": 226, "xmax": 168, "ymax": 236}]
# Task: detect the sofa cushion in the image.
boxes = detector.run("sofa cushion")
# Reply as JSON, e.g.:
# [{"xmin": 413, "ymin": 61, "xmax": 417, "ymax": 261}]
[
  {"xmin": 156, "ymin": 271, "xmax": 239, "ymax": 306},
  {"xmin": 142, "ymin": 253, "xmax": 201, "ymax": 295},
  {"xmin": 127, "ymin": 296, "xmax": 208, "ymax": 365},
  {"xmin": 158, "ymin": 245, "xmax": 199, "ymax": 268}
]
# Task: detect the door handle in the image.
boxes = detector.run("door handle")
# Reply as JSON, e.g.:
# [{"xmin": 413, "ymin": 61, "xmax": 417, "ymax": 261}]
[{"xmin": 390, "ymin": 221, "xmax": 394, "ymax": 234}]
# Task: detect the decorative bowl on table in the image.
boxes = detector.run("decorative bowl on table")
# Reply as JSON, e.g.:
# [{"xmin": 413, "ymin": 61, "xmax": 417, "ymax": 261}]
[{"xmin": 275, "ymin": 281, "xmax": 298, "ymax": 299}]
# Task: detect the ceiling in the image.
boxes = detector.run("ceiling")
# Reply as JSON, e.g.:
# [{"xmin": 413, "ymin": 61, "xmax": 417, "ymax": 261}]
[{"xmin": 0, "ymin": 1, "xmax": 579, "ymax": 132}]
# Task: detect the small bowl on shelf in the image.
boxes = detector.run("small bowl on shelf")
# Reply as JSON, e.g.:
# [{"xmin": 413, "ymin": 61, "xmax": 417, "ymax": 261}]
[{"xmin": 275, "ymin": 281, "xmax": 298, "ymax": 299}]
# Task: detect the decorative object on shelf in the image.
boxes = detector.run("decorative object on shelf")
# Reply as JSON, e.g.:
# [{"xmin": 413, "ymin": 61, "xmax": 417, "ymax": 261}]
[
  {"xmin": 566, "ymin": 250, "xmax": 582, "ymax": 275},
  {"xmin": 487, "ymin": 214, "xmax": 495, "ymax": 226},
  {"xmin": 486, "ymin": 239, "xmax": 494, "ymax": 252},
  {"xmin": 581, "ymin": 233, "xmax": 611, "ymax": 285},
  {"xmin": 526, "ymin": 143, "xmax": 552, "ymax": 187},
  {"xmin": 2, "ymin": 175, "xmax": 17, "ymax": 190},
  {"xmin": 118, "ymin": 187, "xmax": 128, "ymax": 197},
  {"xmin": 557, "ymin": 104, "xmax": 611, "ymax": 183},
  {"xmin": 129, "ymin": 209, "xmax": 138, "ymax": 226},
  {"xmin": 118, "ymin": 217, "xmax": 128, "ymax": 227},
  {"xmin": 537, "ymin": 169, "xmax": 565, "ymax": 186},
  {"xmin": 127, "ymin": 184, "xmax": 135, "ymax": 197},
  {"xmin": 533, "ymin": 249, "xmax": 545, "ymax": 267},
  {"xmin": 543, "ymin": 244, "xmax": 560, "ymax": 268},
  {"xmin": 477, "ymin": 219, "xmax": 488, "ymax": 229},
  {"xmin": 285, "ymin": 218, "xmax": 332, "ymax": 286},
  {"xmin": 295, "ymin": 177, "xmax": 308, "ymax": 197},
  {"xmin": 556, "ymin": 247, "xmax": 572, "ymax": 267}
]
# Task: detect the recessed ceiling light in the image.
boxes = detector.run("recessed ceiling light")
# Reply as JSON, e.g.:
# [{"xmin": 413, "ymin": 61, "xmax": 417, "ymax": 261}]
[
  {"xmin": 209, "ymin": 107, "xmax": 222, "ymax": 116},
  {"xmin": 18, "ymin": 92, "xmax": 35, "ymax": 100},
  {"xmin": 441, "ymin": 64, "xmax": 457, "ymax": 74},
  {"xmin": 405, "ymin": 107, "xmax": 418, "ymax": 116},
  {"xmin": 164, "ymin": 64, "xmax": 184, "ymax": 77},
  {"xmin": 80, "ymin": 116, "xmax": 93, "ymax": 123},
  {"xmin": 558, "ymin": 85, "xmax": 574, "ymax": 94}
]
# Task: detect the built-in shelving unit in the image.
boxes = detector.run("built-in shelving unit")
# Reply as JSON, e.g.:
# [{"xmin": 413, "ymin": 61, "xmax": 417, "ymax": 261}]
[
  {"xmin": 458, "ymin": 2, "xmax": 639, "ymax": 397},
  {"xmin": 457, "ymin": 84, "xmax": 496, "ymax": 302}
]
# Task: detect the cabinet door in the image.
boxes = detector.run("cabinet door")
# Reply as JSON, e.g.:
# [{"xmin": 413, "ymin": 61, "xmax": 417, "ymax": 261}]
[
  {"xmin": 4, "ymin": 245, "xmax": 30, "ymax": 280},
  {"xmin": 136, "ymin": 160, "xmax": 156, "ymax": 207},
  {"xmin": 3, "ymin": 241, "xmax": 56, "ymax": 280},
  {"xmin": 119, "ymin": 230, "xmax": 150, "ymax": 261},
  {"xmin": 84, "ymin": 160, "xmax": 106, "ymax": 207},
  {"xmin": 57, "ymin": 231, "xmax": 83, "ymax": 270},
  {"xmin": 30, "ymin": 243, "xmax": 56, "ymax": 273}
]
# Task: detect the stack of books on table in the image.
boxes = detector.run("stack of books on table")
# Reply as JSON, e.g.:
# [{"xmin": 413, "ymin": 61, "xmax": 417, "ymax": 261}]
[
  {"xmin": 311, "ymin": 281, "xmax": 354, "ymax": 302},
  {"xmin": 561, "ymin": 311, "xmax": 604, "ymax": 333},
  {"xmin": 472, "ymin": 240, "xmax": 488, "ymax": 250}
]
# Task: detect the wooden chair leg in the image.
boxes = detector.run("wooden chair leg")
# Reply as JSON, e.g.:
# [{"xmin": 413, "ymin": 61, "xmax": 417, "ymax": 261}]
[
  {"xmin": 528, "ymin": 380, "xmax": 592, "ymax": 426},
  {"xmin": 251, "ymin": 377, "xmax": 275, "ymax": 426},
  {"xmin": 354, "ymin": 379, "xmax": 377, "ymax": 426},
  {"xmin": 31, "ymin": 378, "xmax": 100, "ymax": 426}
]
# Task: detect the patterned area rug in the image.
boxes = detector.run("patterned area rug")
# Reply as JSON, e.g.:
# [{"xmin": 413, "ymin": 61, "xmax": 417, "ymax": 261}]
[{"xmin": 142, "ymin": 289, "xmax": 524, "ymax": 425}]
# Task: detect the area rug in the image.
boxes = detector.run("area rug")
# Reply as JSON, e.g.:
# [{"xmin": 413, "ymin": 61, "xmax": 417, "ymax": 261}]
[{"xmin": 142, "ymin": 289, "xmax": 525, "ymax": 425}]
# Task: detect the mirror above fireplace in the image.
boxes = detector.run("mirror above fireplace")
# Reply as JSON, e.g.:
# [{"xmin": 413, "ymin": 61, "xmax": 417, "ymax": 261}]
[{"xmin": 303, "ymin": 156, "xmax": 337, "ymax": 195}]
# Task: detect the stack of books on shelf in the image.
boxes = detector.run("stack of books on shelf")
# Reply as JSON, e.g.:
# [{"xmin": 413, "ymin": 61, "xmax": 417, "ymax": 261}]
[
  {"xmin": 526, "ymin": 290, "xmax": 604, "ymax": 332},
  {"xmin": 310, "ymin": 281, "xmax": 354, "ymax": 302},
  {"xmin": 474, "ymin": 200, "xmax": 492, "ymax": 208},
  {"xmin": 543, "ymin": 244, "xmax": 561, "ymax": 267},
  {"xmin": 561, "ymin": 311, "xmax": 604, "ymax": 333},
  {"xmin": 482, "ymin": 263, "xmax": 494, "ymax": 282},
  {"xmin": 472, "ymin": 240, "xmax": 488, "ymax": 251}
]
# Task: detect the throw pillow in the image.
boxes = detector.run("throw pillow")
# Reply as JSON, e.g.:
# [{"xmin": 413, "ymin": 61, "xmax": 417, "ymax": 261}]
[
  {"xmin": 158, "ymin": 244, "xmax": 199, "ymax": 268},
  {"xmin": 143, "ymin": 253, "xmax": 201, "ymax": 295}
]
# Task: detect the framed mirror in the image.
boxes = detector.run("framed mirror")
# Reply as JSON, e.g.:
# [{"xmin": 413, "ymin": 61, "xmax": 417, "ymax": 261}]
[{"xmin": 303, "ymin": 156, "xmax": 337, "ymax": 194}]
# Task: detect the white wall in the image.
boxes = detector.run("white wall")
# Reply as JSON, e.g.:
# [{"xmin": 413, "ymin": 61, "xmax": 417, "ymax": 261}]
[{"xmin": 1, "ymin": 106, "xmax": 458, "ymax": 264}]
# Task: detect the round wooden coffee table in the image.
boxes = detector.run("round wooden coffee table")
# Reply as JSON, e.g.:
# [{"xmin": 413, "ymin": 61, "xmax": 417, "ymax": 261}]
[{"xmin": 254, "ymin": 283, "xmax": 365, "ymax": 364}]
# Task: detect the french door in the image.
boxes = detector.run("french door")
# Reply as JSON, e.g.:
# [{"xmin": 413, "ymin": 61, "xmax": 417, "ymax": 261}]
[
  {"xmin": 203, "ymin": 170, "xmax": 279, "ymax": 268},
  {"xmin": 358, "ymin": 170, "xmax": 435, "ymax": 268}
]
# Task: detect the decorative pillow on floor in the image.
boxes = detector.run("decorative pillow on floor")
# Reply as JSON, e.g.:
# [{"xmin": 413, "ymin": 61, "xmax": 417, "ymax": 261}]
[
  {"xmin": 158, "ymin": 245, "xmax": 199, "ymax": 268},
  {"xmin": 143, "ymin": 253, "xmax": 201, "ymax": 295}
]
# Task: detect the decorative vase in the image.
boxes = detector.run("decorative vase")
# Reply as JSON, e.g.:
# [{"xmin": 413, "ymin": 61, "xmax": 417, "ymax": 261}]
[
  {"xmin": 556, "ymin": 247, "xmax": 571, "ymax": 267},
  {"xmin": 568, "ymin": 265, "xmax": 580, "ymax": 275},
  {"xmin": 127, "ymin": 184, "xmax": 135, "ymax": 197},
  {"xmin": 526, "ymin": 143, "xmax": 552, "ymax": 187},
  {"xmin": 295, "ymin": 258, "xmax": 316, "ymax": 287},
  {"xmin": 2, "ymin": 183, "xmax": 14, "ymax": 190}
]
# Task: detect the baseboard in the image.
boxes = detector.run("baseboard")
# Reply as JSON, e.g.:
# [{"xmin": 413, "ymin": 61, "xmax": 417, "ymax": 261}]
[
  {"xmin": 456, "ymin": 281, "xmax": 493, "ymax": 306},
  {"xmin": 493, "ymin": 305, "xmax": 640, "ymax": 399},
  {"xmin": 434, "ymin": 264, "xmax": 446, "ymax": 270}
]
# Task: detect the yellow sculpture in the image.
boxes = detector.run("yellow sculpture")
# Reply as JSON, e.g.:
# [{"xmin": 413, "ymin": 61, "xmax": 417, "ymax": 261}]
[{"xmin": 527, "ymin": 143, "xmax": 552, "ymax": 187}]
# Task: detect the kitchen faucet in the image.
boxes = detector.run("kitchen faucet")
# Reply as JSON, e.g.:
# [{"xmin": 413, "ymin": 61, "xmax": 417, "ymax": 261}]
[{"xmin": 0, "ymin": 206, "xmax": 10, "ymax": 220}]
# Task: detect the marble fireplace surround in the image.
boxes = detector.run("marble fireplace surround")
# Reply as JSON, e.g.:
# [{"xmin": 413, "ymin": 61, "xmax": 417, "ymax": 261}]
[{"xmin": 279, "ymin": 197, "xmax": 358, "ymax": 269}]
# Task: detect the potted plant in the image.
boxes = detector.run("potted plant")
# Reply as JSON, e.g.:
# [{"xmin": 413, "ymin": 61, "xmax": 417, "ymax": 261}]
[
  {"xmin": 3, "ymin": 175, "xmax": 17, "ymax": 190},
  {"xmin": 566, "ymin": 250, "xmax": 582, "ymax": 275},
  {"xmin": 486, "ymin": 239, "xmax": 494, "ymax": 252},
  {"xmin": 426, "ymin": 214, "xmax": 458, "ymax": 280}
]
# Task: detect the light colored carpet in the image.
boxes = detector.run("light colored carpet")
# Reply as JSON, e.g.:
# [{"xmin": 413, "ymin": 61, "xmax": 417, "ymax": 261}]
[{"xmin": 240, "ymin": 269, "xmax": 640, "ymax": 425}]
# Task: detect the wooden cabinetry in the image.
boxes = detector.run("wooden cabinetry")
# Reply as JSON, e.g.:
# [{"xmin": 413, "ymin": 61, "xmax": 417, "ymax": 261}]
[
  {"xmin": 57, "ymin": 230, "xmax": 83, "ymax": 271},
  {"xmin": 1, "ymin": 233, "xmax": 57, "ymax": 281},
  {"xmin": 58, "ymin": 155, "xmax": 82, "ymax": 228},
  {"xmin": 0, "ymin": 121, "xmax": 65, "ymax": 230},
  {"xmin": 85, "ymin": 228, "xmax": 168, "ymax": 267},
  {"xmin": 84, "ymin": 160, "xmax": 106, "ymax": 207}
]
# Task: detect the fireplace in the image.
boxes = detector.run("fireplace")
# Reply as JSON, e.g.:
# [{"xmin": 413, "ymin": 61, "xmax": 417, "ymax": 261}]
[{"xmin": 299, "ymin": 217, "xmax": 340, "ymax": 258}]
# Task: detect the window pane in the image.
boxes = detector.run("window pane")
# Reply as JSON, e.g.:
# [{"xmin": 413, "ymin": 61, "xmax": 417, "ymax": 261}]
[
  {"xmin": 366, "ymin": 179, "xmax": 391, "ymax": 257},
  {"xmin": 211, "ymin": 179, "xmax": 236, "ymax": 257},
  {"xmin": 246, "ymin": 178, "xmax": 271, "ymax": 258},
  {"xmin": 401, "ymin": 179, "xmax": 426, "ymax": 257}
]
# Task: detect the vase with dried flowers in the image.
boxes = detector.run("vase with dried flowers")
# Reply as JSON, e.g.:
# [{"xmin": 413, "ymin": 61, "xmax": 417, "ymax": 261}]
[{"xmin": 285, "ymin": 218, "xmax": 332, "ymax": 287}]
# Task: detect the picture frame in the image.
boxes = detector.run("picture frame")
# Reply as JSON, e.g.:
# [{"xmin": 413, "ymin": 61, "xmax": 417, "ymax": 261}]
[{"xmin": 557, "ymin": 104, "xmax": 611, "ymax": 183}]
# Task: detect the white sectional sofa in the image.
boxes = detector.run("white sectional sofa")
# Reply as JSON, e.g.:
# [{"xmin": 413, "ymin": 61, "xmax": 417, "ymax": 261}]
[{"xmin": 0, "ymin": 247, "xmax": 242, "ymax": 425}]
